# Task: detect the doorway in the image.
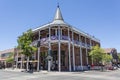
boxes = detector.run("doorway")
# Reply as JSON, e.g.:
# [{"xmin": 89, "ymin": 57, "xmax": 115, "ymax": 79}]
[{"xmin": 40, "ymin": 52, "xmax": 48, "ymax": 70}]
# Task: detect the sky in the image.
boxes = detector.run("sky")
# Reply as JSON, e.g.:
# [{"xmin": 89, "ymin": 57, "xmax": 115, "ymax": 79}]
[{"xmin": 0, "ymin": 0, "xmax": 120, "ymax": 52}]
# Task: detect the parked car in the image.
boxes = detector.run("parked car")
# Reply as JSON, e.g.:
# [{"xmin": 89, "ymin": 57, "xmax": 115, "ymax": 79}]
[
  {"xmin": 113, "ymin": 66, "xmax": 118, "ymax": 70},
  {"xmin": 117, "ymin": 64, "xmax": 120, "ymax": 68},
  {"xmin": 108, "ymin": 66, "xmax": 114, "ymax": 70}
]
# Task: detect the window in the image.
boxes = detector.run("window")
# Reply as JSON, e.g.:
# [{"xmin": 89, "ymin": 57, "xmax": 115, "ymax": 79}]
[{"xmin": 1, "ymin": 53, "xmax": 11, "ymax": 58}]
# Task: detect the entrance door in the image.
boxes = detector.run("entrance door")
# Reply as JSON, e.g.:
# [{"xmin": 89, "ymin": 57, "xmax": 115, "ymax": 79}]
[
  {"xmin": 40, "ymin": 52, "xmax": 48, "ymax": 70},
  {"xmin": 52, "ymin": 51, "xmax": 58, "ymax": 64},
  {"xmin": 40, "ymin": 50, "xmax": 65, "ymax": 71},
  {"xmin": 61, "ymin": 51, "xmax": 65, "ymax": 67},
  {"xmin": 51, "ymin": 50, "xmax": 65, "ymax": 71}
]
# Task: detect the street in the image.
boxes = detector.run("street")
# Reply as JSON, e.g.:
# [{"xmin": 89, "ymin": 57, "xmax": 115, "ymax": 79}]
[{"xmin": 0, "ymin": 69, "xmax": 120, "ymax": 80}]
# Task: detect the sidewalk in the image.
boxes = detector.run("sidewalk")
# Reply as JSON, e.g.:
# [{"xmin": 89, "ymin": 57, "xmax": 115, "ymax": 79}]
[
  {"xmin": 2, "ymin": 68, "xmax": 119, "ymax": 74},
  {"xmin": 3, "ymin": 68, "xmax": 24, "ymax": 72},
  {"xmin": 2, "ymin": 68, "xmax": 51, "ymax": 74}
]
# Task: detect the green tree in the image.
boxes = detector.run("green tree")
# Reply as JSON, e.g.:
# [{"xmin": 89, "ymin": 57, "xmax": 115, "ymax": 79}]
[
  {"xmin": 89, "ymin": 45, "xmax": 113, "ymax": 68},
  {"xmin": 102, "ymin": 54, "xmax": 112, "ymax": 65},
  {"xmin": 17, "ymin": 29, "xmax": 37, "ymax": 71},
  {"xmin": 118, "ymin": 53, "xmax": 120, "ymax": 62},
  {"xmin": 89, "ymin": 45, "xmax": 105, "ymax": 64}
]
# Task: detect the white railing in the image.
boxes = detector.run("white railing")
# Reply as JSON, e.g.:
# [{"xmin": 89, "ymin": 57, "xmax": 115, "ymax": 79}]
[
  {"xmin": 32, "ymin": 35, "xmax": 91, "ymax": 48},
  {"xmin": 51, "ymin": 36, "xmax": 58, "ymax": 40}
]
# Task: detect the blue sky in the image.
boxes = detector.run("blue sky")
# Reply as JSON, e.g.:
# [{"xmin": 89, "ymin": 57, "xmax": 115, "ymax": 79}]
[{"xmin": 0, "ymin": 0, "xmax": 120, "ymax": 52}]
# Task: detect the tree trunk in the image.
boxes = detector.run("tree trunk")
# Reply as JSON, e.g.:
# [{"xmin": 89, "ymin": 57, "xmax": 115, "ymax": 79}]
[{"xmin": 26, "ymin": 56, "xmax": 29, "ymax": 71}]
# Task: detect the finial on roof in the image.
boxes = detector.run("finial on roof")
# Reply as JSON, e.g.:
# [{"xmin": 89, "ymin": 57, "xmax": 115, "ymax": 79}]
[
  {"xmin": 54, "ymin": 4, "xmax": 64, "ymax": 21},
  {"xmin": 57, "ymin": 3, "xmax": 59, "ymax": 8}
]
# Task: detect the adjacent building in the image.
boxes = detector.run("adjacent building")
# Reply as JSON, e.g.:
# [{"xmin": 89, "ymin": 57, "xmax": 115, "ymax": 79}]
[
  {"xmin": 0, "ymin": 48, "xmax": 15, "ymax": 68},
  {"xmin": 104, "ymin": 48, "xmax": 119, "ymax": 65}
]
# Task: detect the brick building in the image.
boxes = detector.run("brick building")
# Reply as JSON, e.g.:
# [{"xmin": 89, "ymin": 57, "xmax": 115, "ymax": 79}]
[
  {"xmin": 15, "ymin": 5, "xmax": 100, "ymax": 71},
  {"xmin": 104, "ymin": 48, "xmax": 118, "ymax": 65},
  {"xmin": 0, "ymin": 48, "xmax": 15, "ymax": 68}
]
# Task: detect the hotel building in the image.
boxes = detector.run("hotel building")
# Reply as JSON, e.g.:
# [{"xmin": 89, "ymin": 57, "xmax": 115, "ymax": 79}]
[{"xmin": 15, "ymin": 5, "xmax": 100, "ymax": 72}]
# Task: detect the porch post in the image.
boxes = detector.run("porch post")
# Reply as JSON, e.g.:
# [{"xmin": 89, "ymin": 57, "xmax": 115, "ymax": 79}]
[
  {"xmin": 72, "ymin": 30, "xmax": 75, "ymax": 71},
  {"xmin": 90, "ymin": 39, "xmax": 92, "ymax": 48},
  {"xmin": 55, "ymin": 28, "xmax": 57, "ymax": 36},
  {"xmin": 85, "ymin": 37, "xmax": 88, "ymax": 65},
  {"xmin": 79, "ymin": 34, "xmax": 83, "ymax": 70},
  {"xmin": 5, "ymin": 61, "xmax": 6, "ymax": 68},
  {"xmin": 58, "ymin": 25, "xmax": 61, "ymax": 72},
  {"xmin": 20, "ymin": 54, "xmax": 23, "ymax": 69},
  {"xmin": 16, "ymin": 49, "xmax": 18, "ymax": 69},
  {"xmin": 61, "ymin": 29, "xmax": 62, "ymax": 39},
  {"xmin": 37, "ymin": 30, "xmax": 40, "ymax": 71},
  {"xmin": 90, "ymin": 38, "xmax": 93, "ymax": 65},
  {"xmin": 26, "ymin": 56, "xmax": 29, "ymax": 71},
  {"xmin": 48, "ymin": 25, "xmax": 51, "ymax": 72},
  {"xmin": 68, "ymin": 28, "xmax": 71, "ymax": 71}
]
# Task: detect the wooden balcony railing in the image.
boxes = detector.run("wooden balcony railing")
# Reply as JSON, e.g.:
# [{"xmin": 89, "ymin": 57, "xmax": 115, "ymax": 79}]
[{"xmin": 32, "ymin": 35, "xmax": 91, "ymax": 48}]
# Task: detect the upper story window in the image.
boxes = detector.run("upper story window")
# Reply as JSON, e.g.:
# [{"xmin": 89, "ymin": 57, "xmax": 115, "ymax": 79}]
[{"xmin": 1, "ymin": 53, "xmax": 11, "ymax": 58}]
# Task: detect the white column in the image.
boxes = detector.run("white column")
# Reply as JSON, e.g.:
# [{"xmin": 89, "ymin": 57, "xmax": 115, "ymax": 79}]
[
  {"xmin": 68, "ymin": 28, "xmax": 71, "ymax": 71},
  {"xmin": 55, "ymin": 28, "xmax": 57, "ymax": 36},
  {"xmin": 85, "ymin": 37, "xmax": 88, "ymax": 65},
  {"xmin": 26, "ymin": 56, "xmax": 29, "ymax": 71},
  {"xmin": 58, "ymin": 25, "xmax": 61, "ymax": 72},
  {"xmin": 90, "ymin": 38, "xmax": 93, "ymax": 65},
  {"xmin": 61, "ymin": 29, "xmax": 62, "ymax": 39},
  {"xmin": 48, "ymin": 26, "xmax": 51, "ymax": 52},
  {"xmin": 72, "ymin": 30, "xmax": 75, "ymax": 71},
  {"xmin": 37, "ymin": 30, "xmax": 40, "ymax": 71},
  {"xmin": 20, "ymin": 55, "xmax": 23, "ymax": 69},
  {"xmin": 5, "ymin": 61, "xmax": 6, "ymax": 68},
  {"xmin": 79, "ymin": 34, "xmax": 83, "ymax": 70},
  {"xmin": 16, "ymin": 49, "xmax": 18, "ymax": 68},
  {"xmin": 90, "ymin": 39, "xmax": 92, "ymax": 48},
  {"xmin": 48, "ymin": 25, "xmax": 51, "ymax": 72}
]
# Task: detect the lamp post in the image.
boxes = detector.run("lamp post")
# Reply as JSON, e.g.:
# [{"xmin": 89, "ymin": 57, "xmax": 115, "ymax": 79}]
[{"xmin": 46, "ymin": 50, "xmax": 52, "ymax": 72}]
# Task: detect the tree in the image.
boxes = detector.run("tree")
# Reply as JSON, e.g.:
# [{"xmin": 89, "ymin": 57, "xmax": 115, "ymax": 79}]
[
  {"xmin": 102, "ymin": 54, "xmax": 112, "ymax": 65},
  {"xmin": 118, "ymin": 53, "xmax": 120, "ymax": 62},
  {"xmin": 89, "ymin": 45, "xmax": 113, "ymax": 71},
  {"xmin": 17, "ymin": 29, "xmax": 37, "ymax": 71},
  {"xmin": 89, "ymin": 45, "xmax": 105, "ymax": 64}
]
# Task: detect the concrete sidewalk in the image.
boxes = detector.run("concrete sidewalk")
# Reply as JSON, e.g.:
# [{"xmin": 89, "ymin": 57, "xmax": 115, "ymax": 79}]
[
  {"xmin": 2, "ymin": 68, "xmax": 52, "ymax": 74},
  {"xmin": 3, "ymin": 68, "xmax": 24, "ymax": 72},
  {"xmin": 2, "ymin": 68, "xmax": 119, "ymax": 75}
]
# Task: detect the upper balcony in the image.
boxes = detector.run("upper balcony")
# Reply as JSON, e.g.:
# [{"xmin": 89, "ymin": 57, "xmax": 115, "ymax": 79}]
[{"xmin": 32, "ymin": 35, "xmax": 91, "ymax": 48}]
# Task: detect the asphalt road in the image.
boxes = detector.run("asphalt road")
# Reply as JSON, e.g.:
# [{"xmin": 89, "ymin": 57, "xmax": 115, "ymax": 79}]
[{"xmin": 0, "ymin": 69, "xmax": 120, "ymax": 80}]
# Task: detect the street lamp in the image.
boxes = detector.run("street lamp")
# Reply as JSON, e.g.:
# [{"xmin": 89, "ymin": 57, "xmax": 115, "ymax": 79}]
[{"xmin": 46, "ymin": 50, "xmax": 52, "ymax": 72}]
